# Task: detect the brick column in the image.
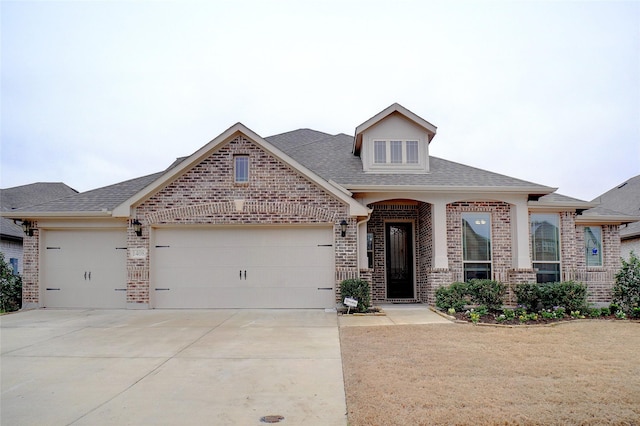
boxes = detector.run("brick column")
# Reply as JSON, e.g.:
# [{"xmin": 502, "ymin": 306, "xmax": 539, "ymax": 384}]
[{"xmin": 21, "ymin": 225, "xmax": 40, "ymax": 309}]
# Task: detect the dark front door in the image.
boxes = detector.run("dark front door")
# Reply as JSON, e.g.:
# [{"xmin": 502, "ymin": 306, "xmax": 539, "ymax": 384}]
[{"xmin": 386, "ymin": 222, "xmax": 414, "ymax": 299}]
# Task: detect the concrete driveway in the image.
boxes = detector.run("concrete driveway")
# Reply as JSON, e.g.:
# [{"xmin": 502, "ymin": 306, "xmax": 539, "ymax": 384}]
[{"xmin": 1, "ymin": 309, "xmax": 346, "ymax": 426}]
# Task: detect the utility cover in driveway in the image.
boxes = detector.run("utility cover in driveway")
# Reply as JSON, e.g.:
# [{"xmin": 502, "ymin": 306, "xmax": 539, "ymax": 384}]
[{"xmin": 152, "ymin": 226, "xmax": 335, "ymax": 308}]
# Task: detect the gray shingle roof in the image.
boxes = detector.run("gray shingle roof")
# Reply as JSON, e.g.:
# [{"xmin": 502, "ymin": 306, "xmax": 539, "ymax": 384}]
[
  {"xmin": 8, "ymin": 173, "xmax": 162, "ymax": 215},
  {"xmin": 267, "ymin": 130, "xmax": 554, "ymax": 190},
  {"xmin": 1, "ymin": 183, "xmax": 78, "ymax": 237},
  {"xmin": 590, "ymin": 174, "xmax": 640, "ymax": 238}
]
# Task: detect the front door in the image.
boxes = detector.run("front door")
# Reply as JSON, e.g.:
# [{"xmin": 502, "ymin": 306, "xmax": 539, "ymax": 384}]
[{"xmin": 385, "ymin": 222, "xmax": 414, "ymax": 299}]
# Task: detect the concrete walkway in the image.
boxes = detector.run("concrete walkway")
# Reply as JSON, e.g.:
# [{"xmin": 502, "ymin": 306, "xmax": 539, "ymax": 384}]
[
  {"xmin": 338, "ymin": 304, "xmax": 454, "ymax": 327},
  {"xmin": 1, "ymin": 309, "xmax": 347, "ymax": 426}
]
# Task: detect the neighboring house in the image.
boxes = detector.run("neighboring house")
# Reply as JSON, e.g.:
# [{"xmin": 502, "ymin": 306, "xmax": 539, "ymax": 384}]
[
  {"xmin": 3, "ymin": 104, "xmax": 639, "ymax": 310},
  {"xmin": 0, "ymin": 183, "xmax": 78, "ymax": 274},
  {"xmin": 590, "ymin": 175, "xmax": 640, "ymax": 260}
]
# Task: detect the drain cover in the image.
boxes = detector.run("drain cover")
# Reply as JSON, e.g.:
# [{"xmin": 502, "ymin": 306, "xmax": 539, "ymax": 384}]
[{"xmin": 260, "ymin": 415, "xmax": 285, "ymax": 423}]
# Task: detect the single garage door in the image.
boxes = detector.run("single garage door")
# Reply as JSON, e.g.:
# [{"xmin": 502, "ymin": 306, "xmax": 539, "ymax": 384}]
[
  {"xmin": 42, "ymin": 229, "xmax": 127, "ymax": 308},
  {"xmin": 152, "ymin": 226, "xmax": 335, "ymax": 308}
]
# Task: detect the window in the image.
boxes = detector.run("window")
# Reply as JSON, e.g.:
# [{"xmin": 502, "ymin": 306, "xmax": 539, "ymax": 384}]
[
  {"xmin": 367, "ymin": 233, "xmax": 374, "ymax": 269},
  {"xmin": 9, "ymin": 258, "xmax": 18, "ymax": 275},
  {"xmin": 372, "ymin": 140, "xmax": 420, "ymax": 165},
  {"xmin": 390, "ymin": 141, "xmax": 403, "ymax": 163},
  {"xmin": 234, "ymin": 155, "xmax": 249, "ymax": 183},
  {"xmin": 462, "ymin": 212, "xmax": 492, "ymax": 281},
  {"xmin": 374, "ymin": 140, "xmax": 387, "ymax": 163},
  {"xmin": 584, "ymin": 226, "xmax": 602, "ymax": 267},
  {"xmin": 530, "ymin": 214, "xmax": 561, "ymax": 283},
  {"xmin": 406, "ymin": 140, "xmax": 419, "ymax": 164}
]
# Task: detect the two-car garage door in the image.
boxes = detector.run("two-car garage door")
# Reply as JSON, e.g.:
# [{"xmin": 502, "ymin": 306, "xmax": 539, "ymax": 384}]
[{"xmin": 152, "ymin": 226, "xmax": 335, "ymax": 308}]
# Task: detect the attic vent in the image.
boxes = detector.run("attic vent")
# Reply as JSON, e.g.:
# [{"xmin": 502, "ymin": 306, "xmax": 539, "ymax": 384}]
[{"xmin": 617, "ymin": 182, "xmax": 628, "ymax": 189}]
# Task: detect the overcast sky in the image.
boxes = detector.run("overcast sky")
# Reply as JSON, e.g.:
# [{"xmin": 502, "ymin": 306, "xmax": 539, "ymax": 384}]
[{"xmin": 1, "ymin": 0, "xmax": 638, "ymax": 202}]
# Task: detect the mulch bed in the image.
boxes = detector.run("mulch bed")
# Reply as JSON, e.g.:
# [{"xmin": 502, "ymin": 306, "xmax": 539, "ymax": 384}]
[{"xmin": 448, "ymin": 311, "xmax": 626, "ymax": 326}]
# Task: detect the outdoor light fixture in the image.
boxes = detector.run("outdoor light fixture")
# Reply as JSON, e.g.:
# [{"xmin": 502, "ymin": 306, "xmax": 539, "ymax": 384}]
[
  {"xmin": 21, "ymin": 220, "xmax": 34, "ymax": 237},
  {"xmin": 340, "ymin": 219, "xmax": 348, "ymax": 237},
  {"xmin": 132, "ymin": 219, "xmax": 143, "ymax": 236}
]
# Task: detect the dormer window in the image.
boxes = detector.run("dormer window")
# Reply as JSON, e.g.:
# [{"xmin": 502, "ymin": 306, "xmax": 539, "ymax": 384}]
[
  {"xmin": 373, "ymin": 140, "xmax": 420, "ymax": 164},
  {"xmin": 354, "ymin": 104, "xmax": 437, "ymax": 174},
  {"xmin": 372, "ymin": 140, "xmax": 421, "ymax": 165}
]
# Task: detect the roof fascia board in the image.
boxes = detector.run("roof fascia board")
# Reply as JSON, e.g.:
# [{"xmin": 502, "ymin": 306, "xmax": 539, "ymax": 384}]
[
  {"xmin": 0, "ymin": 211, "xmax": 113, "ymax": 220},
  {"xmin": 575, "ymin": 215, "xmax": 640, "ymax": 225},
  {"xmin": 113, "ymin": 123, "xmax": 369, "ymax": 218},
  {"xmin": 528, "ymin": 201, "xmax": 597, "ymax": 210},
  {"xmin": 355, "ymin": 103, "xmax": 437, "ymax": 136},
  {"xmin": 346, "ymin": 184, "xmax": 556, "ymax": 194}
]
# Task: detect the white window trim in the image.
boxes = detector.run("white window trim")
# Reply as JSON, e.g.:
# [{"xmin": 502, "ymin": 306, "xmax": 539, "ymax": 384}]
[
  {"xmin": 234, "ymin": 155, "xmax": 249, "ymax": 183},
  {"xmin": 366, "ymin": 138, "xmax": 426, "ymax": 173},
  {"xmin": 584, "ymin": 226, "xmax": 603, "ymax": 268},
  {"xmin": 461, "ymin": 212, "xmax": 493, "ymax": 280},
  {"xmin": 530, "ymin": 213, "xmax": 563, "ymax": 282}
]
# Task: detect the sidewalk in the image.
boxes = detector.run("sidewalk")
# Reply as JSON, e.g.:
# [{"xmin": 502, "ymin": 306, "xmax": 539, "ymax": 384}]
[{"xmin": 338, "ymin": 304, "xmax": 454, "ymax": 327}]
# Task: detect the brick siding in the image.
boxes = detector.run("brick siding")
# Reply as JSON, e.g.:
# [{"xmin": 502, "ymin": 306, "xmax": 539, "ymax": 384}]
[{"xmin": 129, "ymin": 135, "xmax": 353, "ymax": 305}]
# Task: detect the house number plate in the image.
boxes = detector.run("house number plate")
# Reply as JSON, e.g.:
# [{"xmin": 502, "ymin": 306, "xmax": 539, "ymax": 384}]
[{"xmin": 129, "ymin": 248, "xmax": 147, "ymax": 259}]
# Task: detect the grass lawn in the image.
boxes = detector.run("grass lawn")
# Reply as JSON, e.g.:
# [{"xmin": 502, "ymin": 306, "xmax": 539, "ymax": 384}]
[{"xmin": 340, "ymin": 321, "xmax": 640, "ymax": 426}]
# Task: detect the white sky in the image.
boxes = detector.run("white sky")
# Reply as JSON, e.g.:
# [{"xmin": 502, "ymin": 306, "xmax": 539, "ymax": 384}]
[{"xmin": 1, "ymin": 0, "xmax": 639, "ymax": 201}]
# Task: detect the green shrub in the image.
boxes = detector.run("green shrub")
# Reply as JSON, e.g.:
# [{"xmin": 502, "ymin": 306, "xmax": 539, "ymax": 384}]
[
  {"xmin": 514, "ymin": 281, "xmax": 588, "ymax": 312},
  {"xmin": 0, "ymin": 253, "xmax": 22, "ymax": 313},
  {"xmin": 503, "ymin": 309, "xmax": 516, "ymax": 320},
  {"xmin": 600, "ymin": 306, "xmax": 610, "ymax": 316},
  {"xmin": 588, "ymin": 308, "xmax": 601, "ymax": 318},
  {"xmin": 435, "ymin": 282, "xmax": 469, "ymax": 312},
  {"xmin": 554, "ymin": 281, "xmax": 588, "ymax": 312},
  {"xmin": 612, "ymin": 251, "xmax": 640, "ymax": 315},
  {"xmin": 339, "ymin": 279, "xmax": 371, "ymax": 313},
  {"xmin": 436, "ymin": 280, "xmax": 506, "ymax": 313},
  {"xmin": 466, "ymin": 279, "xmax": 506, "ymax": 312},
  {"xmin": 513, "ymin": 282, "xmax": 541, "ymax": 312}
]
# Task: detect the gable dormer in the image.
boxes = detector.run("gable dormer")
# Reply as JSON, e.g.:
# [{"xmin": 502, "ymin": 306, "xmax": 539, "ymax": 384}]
[{"xmin": 353, "ymin": 103, "xmax": 437, "ymax": 173}]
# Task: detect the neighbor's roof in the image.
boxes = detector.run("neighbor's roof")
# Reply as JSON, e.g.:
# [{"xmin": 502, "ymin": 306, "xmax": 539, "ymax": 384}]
[
  {"xmin": 1, "ymin": 183, "xmax": 78, "ymax": 237},
  {"xmin": 4, "ymin": 173, "xmax": 162, "ymax": 218},
  {"xmin": 590, "ymin": 174, "xmax": 640, "ymax": 238}
]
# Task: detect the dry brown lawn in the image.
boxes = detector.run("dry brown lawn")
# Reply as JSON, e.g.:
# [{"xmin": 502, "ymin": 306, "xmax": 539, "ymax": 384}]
[{"xmin": 340, "ymin": 321, "xmax": 640, "ymax": 426}]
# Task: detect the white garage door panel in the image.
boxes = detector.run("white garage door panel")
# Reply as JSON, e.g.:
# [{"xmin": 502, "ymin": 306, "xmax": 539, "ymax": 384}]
[
  {"xmin": 153, "ymin": 227, "xmax": 335, "ymax": 308},
  {"xmin": 42, "ymin": 230, "xmax": 127, "ymax": 308}
]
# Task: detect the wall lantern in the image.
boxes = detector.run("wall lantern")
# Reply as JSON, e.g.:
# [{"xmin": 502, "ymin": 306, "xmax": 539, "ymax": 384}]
[
  {"xmin": 21, "ymin": 220, "xmax": 34, "ymax": 237},
  {"xmin": 340, "ymin": 219, "xmax": 348, "ymax": 238},
  {"xmin": 132, "ymin": 219, "xmax": 143, "ymax": 236}
]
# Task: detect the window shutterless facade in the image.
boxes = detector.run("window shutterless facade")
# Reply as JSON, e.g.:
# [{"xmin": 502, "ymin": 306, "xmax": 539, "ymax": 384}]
[
  {"xmin": 234, "ymin": 155, "xmax": 249, "ymax": 183},
  {"xmin": 530, "ymin": 213, "xmax": 561, "ymax": 283},
  {"xmin": 584, "ymin": 226, "xmax": 602, "ymax": 267},
  {"xmin": 461, "ymin": 212, "xmax": 492, "ymax": 281}
]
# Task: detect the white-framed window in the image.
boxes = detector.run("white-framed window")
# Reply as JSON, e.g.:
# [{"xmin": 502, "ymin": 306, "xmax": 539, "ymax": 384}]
[
  {"xmin": 234, "ymin": 155, "xmax": 249, "ymax": 183},
  {"xmin": 530, "ymin": 213, "xmax": 561, "ymax": 283},
  {"xmin": 374, "ymin": 140, "xmax": 386, "ymax": 164},
  {"xmin": 462, "ymin": 212, "xmax": 492, "ymax": 281},
  {"xmin": 390, "ymin": 140, "xmax": 403, "ymax": 163},
  {"xmin": 584, "ymin": 226, "xmax": 602, "ymax": 267},
  {"xmin": 406, "ymin": 140, "xmax": 419, "ymax": 164},
  {"xmin": 372, "ymin": 140, "xmax": 420, "ymax": 165}
]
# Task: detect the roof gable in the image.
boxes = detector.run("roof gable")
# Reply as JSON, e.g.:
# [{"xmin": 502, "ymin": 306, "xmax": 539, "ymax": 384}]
[
  {"xmin": 353, "ymin": 103, "xmax": 437, "ymax": 155},
  {"xmin": 112, "ymin": 123, "xmax": 369, "ymax": 217}
]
